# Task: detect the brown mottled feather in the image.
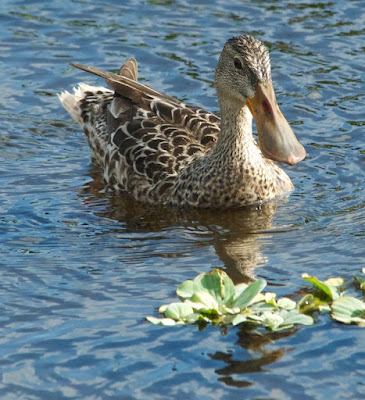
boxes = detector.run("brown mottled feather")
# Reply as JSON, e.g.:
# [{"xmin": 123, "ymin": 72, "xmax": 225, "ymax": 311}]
[
  {"xmin": 60, "ymin": 35, "xmax": 297, "ymax": 207},
  {"xmin": 68, "ymin": 59, "xmax": 221, "ymax": 204}
]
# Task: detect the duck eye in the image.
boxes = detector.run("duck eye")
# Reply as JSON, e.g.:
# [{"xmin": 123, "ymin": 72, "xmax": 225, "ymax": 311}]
[{"xmin": 234, "ymin": 58, "xmax": 243, "ymax": 70}]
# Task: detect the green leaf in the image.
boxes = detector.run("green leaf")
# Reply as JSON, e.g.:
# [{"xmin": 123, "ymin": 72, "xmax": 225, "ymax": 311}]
[
  {"xmin": 190, "ymin": 291, "xmax": 219, "ymax": 310},
  {"xmin": 220, "ymin": 314, "xmax": 239, "ymax": 325},
  {"xmin": 261, "ymin": 311, "xmax": 284, "ymax": 330},
  {"xmin": 184, "ymin": 299, "xmax": 206, "ymax": 310},
  {"xmin": 247, "ymin": 314, "xmax": 264, "ymax": 322},
  {"xmin": 158, "ymin": 304, "xmax": 168, "ymax": 313},
  {"xmin": 250, "ymin": 301, "xmax": 277, "ymax": 313},
  {"xmin": 221, "ymin": 305, "xmax": 241, "ymax": 315},
  {"xmin": 219, "ymin": 271, "xmax": 236, "ymax": 305},
  {"xmin": 164, "ymin": 302, "xmax": 194, "ymax": 320},
  {"xmin": 199, "ymin": 308, "xmax": 220, "ymax": 317},
  {"xmin": 279, "ymin": 309, "xmax": 314, "ymax": 326},
  {"xmin": 297, "ymin": 293, "xmax": 330, "ymax": 313},
  {"xmin": 176, "ymin": 279, "xmax": 195, "ymax": 298},
  {"xmin": 255, "ymin": 309, "xmax": 314, "ymax": 331},
  {"xmin": 331, "ymin": 296, "xmax": 365, "ymax": 326},
  {"xmin": 324, "ymin": 277, "xmax": 344, "ymax": 287},
  {"xmin": 302, "ymin": 273, "xmax": 340, "ymax": 300},
  {"xmin": 193, "ymin": 269, "xmax": 235, "ymax": 306},
  {"xmin": 184, "ymin": 313, "xmax": 200, "ymax": 324},
  {"xmin": 297, "ymin": 294, "xmax": 315, "ymax": 310},
  {"xmin": 354, "ymin": 275, "xmax": 365, "ymax": 294},
  {"xmin": 146, "ymin": 316, "xmax": 177, "ymax": 325},
  {"xmin": 318, "ymin": 304, "xmax": 331, "ymax": 313},
  {"xmin": 277, "ymin": 297, "xmax": 296, "ymax": 310},
  {"xmin": 232, "ymin": 314, "xmax": 248, "ymax": 326},
  {"xmin": 234, "ymin": 283, "xmax": 248, "ymax": 298},
  {"xmin": 354, "ymin": 275, "xmax": 365, "ymax": 285},
  {"xmin": 264, "ymin": 292, "xmax": 277, "ymax": 305},
  {"xmin": 231, "ymin": 279, "xmax": 267, "ymax": 309}
]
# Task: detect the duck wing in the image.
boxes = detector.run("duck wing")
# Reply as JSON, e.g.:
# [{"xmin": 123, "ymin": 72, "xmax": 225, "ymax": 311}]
[
  {"xmin": 70, "ymin": 62, "xmax": 220, "ymax": 145},
  {"xmin": 70, "ymin": 62, "xmax": 220, "ymax": 202}
]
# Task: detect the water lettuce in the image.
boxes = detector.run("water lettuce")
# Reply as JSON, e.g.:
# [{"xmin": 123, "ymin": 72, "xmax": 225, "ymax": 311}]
[
  {"xmin": 147, "ymin": 269, "xmax": 312, "ymax": 331},
  {"xmin": 147, "ymin": 269, "xmax": 365, "ymax": 330}
]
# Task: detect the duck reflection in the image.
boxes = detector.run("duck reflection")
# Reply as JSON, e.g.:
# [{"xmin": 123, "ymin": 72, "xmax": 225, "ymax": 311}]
[
  {"xmin": 80, "ymin": 168, "xmax": 285, "ymax": 283},
  {"xmin": 80, "ymin": 171, "xmax": 295, "ymax": 388}
]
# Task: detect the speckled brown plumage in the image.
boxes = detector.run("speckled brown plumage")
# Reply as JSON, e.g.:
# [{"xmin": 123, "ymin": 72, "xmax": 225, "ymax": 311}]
[{"xmin": 59, "ymin": 35, "xmax": 306, "ymax": 208}]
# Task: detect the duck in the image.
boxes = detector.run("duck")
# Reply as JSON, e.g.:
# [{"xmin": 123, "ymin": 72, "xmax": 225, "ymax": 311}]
[{"xmin": 59, "ymin": 35, "xmax": 306, "ymax": 208}]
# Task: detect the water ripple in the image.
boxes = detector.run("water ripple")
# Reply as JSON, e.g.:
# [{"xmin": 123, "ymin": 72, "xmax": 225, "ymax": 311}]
[{"xmin": 0, "ymin": 0, "xmax": 364, "ymax": 398}]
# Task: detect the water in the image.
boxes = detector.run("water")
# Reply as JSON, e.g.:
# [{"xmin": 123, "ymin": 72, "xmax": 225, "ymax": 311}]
[{"xmin": 0, "ymin": 0, "xmax": 364, "ymax": 398}]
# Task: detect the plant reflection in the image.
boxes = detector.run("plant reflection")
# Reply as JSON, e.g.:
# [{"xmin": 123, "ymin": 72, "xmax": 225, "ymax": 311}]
[{"xmin": 211, "ymin": 327, "xmax": 296, "ymax": 388}]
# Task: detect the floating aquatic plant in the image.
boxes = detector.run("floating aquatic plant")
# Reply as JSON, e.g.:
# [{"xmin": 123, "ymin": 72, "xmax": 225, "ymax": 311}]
[
  {"xmin": 302, "ymin": 273, "xmax": 365, "ymax": 326},
  {"xmin": 147, "ymin": 269, "xmax": 313, "ymax": 331},
  {"xmin": 353, "ymin": 268, "xmax": 365, "ymax": 295},
  {"xmin": 147, "ymin": 269, "xmax": 365, "ymax": 330}
]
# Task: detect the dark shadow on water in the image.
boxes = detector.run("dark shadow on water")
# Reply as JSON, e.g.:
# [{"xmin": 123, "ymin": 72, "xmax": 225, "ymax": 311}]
[{"xmin": 211, "ymin": 327, "xmax": 296, "ymax": 388}]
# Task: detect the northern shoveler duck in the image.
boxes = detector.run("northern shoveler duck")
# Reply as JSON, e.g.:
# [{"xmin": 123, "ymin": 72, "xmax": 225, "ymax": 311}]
[{"xmin": 59, "ymin": 35, "xmax": 306, "ymax": 208}]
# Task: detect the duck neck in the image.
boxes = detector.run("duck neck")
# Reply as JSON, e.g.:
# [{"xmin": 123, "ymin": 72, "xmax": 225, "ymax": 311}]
[{"xmin": 212, "ymin": 94, "xmax": 260, "ymax": 165}]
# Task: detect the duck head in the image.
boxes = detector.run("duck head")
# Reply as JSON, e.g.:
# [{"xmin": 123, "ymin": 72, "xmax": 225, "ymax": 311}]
[{"xmin": 215, "ymin": 35, "xmax": 306, "ymax": 166}]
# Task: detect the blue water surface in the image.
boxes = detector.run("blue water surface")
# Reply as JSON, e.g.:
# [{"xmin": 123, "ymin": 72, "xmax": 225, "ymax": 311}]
[{"xmin": 0, "ymin": 0, "xmax": 364, "ymax": 399}]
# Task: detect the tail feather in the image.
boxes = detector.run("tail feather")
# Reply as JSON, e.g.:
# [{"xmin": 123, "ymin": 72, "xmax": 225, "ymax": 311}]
[
  {"xmin": 58, "ymin": 87, "xmax": 82, "ymax": 124},
  {"xmin": 58, "ymin": 83, "xmax": 111, "ymax": 124},
  {"xmin": 58, "ymin": 58, "xmax": 139, "ymax": 167},
  {"xmin": 118, "ymin": 57, "xmax": 138, "ymax": 80},
  {"xmin": 59, "ymin": 83, "xmax": 113, "ymax": 165}
]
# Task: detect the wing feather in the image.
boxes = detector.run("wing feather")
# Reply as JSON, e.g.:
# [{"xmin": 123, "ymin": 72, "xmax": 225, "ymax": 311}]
[{"xmin": 70, "ymin": 61, "xmax": 221, "ymax": 200}]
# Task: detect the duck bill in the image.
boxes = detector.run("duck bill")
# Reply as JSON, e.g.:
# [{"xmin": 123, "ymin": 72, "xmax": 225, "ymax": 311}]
[{"xmin": 246, "ymin": 82, "xmax": 306, "ymax": 166}]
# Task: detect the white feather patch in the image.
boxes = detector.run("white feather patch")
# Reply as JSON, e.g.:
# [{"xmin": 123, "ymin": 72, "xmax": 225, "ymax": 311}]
[{"xmin": 58, "ymin": 83, "xmax": 112, "ymax": 124}]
